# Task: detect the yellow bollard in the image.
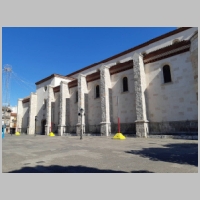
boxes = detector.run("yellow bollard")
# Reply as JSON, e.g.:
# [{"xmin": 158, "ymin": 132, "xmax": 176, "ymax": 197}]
[
  {"xmin": 113, "ymin": 132, "xmax": 126, "ymax": 140},
  {"xmin": 15, "ymin": 132, "xmax": 20, "ymax": 136},
  {"xmin": 49, "ymin": 132, "xmax": 55, "ymax": 137}
]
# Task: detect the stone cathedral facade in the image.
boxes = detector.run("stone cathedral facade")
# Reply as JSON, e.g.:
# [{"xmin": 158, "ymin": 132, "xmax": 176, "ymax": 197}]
[{"xmin": 16, "ymin": 27, "xmax": 198, "ymax": 138}]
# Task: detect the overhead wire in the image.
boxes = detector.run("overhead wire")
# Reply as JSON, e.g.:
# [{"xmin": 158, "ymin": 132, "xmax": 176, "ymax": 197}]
[
  {"xmin": 11, "ymin": 72, "xmax": 35, "ymax": 92},
  {"xmin": 11, "ymin": 71, "xmax": 35, "ymax": 91},
  {"xmin": 2, "ymin": 66, "xmax": 36, "ymax": 107}
]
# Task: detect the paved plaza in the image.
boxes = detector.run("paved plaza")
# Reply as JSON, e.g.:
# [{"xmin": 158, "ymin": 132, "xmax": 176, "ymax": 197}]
[{"xmin": 2, "ymin": 134, "xmax": 198, "ymax": 173}]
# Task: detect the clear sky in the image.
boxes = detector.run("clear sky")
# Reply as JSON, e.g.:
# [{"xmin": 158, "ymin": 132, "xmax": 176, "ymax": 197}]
[{"xmin": 2, "ymin": 27, "xmax": 176, "ymax": 107}]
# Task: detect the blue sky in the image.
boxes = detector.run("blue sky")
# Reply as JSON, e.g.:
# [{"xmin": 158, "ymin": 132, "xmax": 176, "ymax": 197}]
[{"xmin": 2, "ymin": 27, "xmax": 176, "ymax": 107}]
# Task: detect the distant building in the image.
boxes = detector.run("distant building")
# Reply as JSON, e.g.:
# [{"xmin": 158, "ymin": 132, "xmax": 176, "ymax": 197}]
[
  {"xmin": 16, "ymin": 27, "xmax": 198, "ymax": 137},
  {"xmin": 2, "ymin": 106, "xmax": 17, "ymax": 134}
]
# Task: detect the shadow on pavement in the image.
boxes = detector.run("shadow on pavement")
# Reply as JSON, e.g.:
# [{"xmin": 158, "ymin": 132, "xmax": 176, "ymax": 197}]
[
  {"xmin": 7, "ymin": 165, "xmax": 154, "ymax": 173},
  {"xmin": 125, "ymin": 143, "xmax": 198, "ymax": 167}
]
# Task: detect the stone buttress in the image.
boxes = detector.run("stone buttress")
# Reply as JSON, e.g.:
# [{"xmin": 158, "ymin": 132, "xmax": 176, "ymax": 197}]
[
  {"xmin": 27, "ymin": 93, "xmax": 37, "ymax": 135},
  {"xmin": 190, "ymin": 31, "xmax": 198, "ymax": 98},
  {"xmin": 16, "ymin": 99, "xmax": 23, "ymax": 132},
  {"xmin": 133, "ymin": 53, "xmax": 149, "ymax": 137},
  {"xmin": 100, "ymin": 65, "xmax": 111, "ymax": 136},
  {"xmin": 45, "ymin": 85, "xmax": 54, "ymax": 135},
  {"xmin": 76, "ymin": 74, "xmax": 88, "ymax": 135},
  {"xmin": 58, "ymin": 81, "xmax": 70, "ymax": 136}
]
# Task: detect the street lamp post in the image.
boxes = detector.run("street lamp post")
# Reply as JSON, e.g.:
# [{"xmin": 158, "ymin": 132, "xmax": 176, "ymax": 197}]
[
  {"xmin": 78, "ymin": 108, "xmax": 84, "ymax": 140},
  {"xmin": 35, "ymin": 116, "xmax": 38, "ymax": 136}
]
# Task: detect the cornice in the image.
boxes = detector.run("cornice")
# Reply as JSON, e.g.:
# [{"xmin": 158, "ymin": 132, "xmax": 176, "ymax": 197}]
[
  {"xmin": 109, "ymin": 60, "xmax": 133, "ymax": 75},
  {"xmin": 143, "ymin": 40, "xmax": 191, "ymax": 64},
  {"xmin": 22, "ymin": 98, "xmax": 30, "ymax": 103},
  {"xmin": 53, "ymin": 85, "xmax": 60, "ymax": 93},
  {"xmin": 86, "ymin": 71, "xmax": 100, "ymax": 82},
  {"xmin": 35, "ymin": 74, "xmax": 75, "ymax": 85},
  {"xmin": 66, "ymin": 27, "xmax": 192, "ymax": 77},
  {"xmin": 68, "ymin": 79, "xmax": 78, "ymax": 88}
]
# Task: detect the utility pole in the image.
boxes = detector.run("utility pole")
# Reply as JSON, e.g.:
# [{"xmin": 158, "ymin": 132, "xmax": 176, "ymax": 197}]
[{"xmin": 2, "ymin": 64, "xmax": 12, "ymax": 132}]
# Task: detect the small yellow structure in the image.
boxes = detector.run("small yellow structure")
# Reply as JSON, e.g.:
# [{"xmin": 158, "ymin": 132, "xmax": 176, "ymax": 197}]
[
  {"xmin": 49, "ymin": 132, "xmax": 55, "ymax": 137},
  {"xmin": 15, "ymin": 132, "xmax": 20, "ymax": 136},
  {"xmin": 113, "ymin": 133, "xmax": 126, "ymax": 140}
]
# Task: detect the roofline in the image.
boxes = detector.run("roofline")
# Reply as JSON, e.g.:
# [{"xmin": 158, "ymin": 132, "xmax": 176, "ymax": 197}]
[
  {"xmin": 35, "ymin": 73, "xmax": 75, "ymax": 85},
  {"xmin": 143, "ymin": 40, "xmax": 191, "ymax": 64},
  {"xmin": 189, "ymin": 30, "xmax": 198, "ymax": 40},
  {"xmin": 53, "ymin": 85, "xmax": 60, "ymax": 93},
  {"xmin": 66, "ymin": 27, "xmax": 193, "ymax": 77},
  {"xmin": 22, "ymin": 97, "xmax": 30, "ymax": 103}
]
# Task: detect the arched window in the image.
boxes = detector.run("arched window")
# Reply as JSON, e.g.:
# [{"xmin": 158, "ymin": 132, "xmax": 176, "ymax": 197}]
[
  {"xmin": 95, "ymin": 85, "xmax": 100, "ymax": 98},
  {"xmin": 122, "ymin": 77, "xmax": 128, "ymax": 92},
  {"xmin": 43, "ymin": 99, "xmax": 47, "ymax": 110},
  {"xmin": 75, "ymin": 91, "xmax": 78, "ymax": 102},
  {"xmin": 163, "ymin": 65, "xmax": 172, "ymax": 83},
  {"xmin": 44, "ymin": 86, "xmax": 47, "ymax": 92}
]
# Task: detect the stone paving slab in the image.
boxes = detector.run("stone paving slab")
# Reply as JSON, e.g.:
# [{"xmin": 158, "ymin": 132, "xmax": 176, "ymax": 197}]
[{"xmin": 2, "ymin": 134, "xmax": 198, "ymax": 173}]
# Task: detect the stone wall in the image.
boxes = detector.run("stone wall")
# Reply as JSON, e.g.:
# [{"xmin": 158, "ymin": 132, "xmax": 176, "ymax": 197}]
[
  {"xmin": 45, "ymin": 85, "xmax": 54, "ymax": 135},
  {"xmin": 100, "ymin": 65, "xmax": 111, "ymax": 136},
  {"xmin": 87, "ymin": 79, "xmax": 101, "ymax": 125},
  {"xmin": 110, "ymin": 68, "xmax": 136, "ymax": 124},
  {"xmin": 145, "ymin": 51, "xmax": 198, "ymax": 122},
  {"xmin": 16, "ymin": 99, "xmax": 23, "ymax": 131},
  {"xmin": 148, "ymin": 120, "xmax": 198, "ymax": 135},
  {"xmin": 69, "ymin": 87, "xmax": 78, "ymax": 126},
  {"xmin": 22, "ymin": 102, "xmax": 29, "ymax": 130},
  {"xmin": 133, "ymin": 53, "xmax": 149, "ymax": 137},
  {"xmin": 27, "ymin": 93, "xmax": 37, "ymax": 135},
  {"xmin": 53, "ymin": 92, "xmax": 60, "ymax": 132},
  {"xmin": 190, "ymin": 32, "xmax": 198, "ymax": 96},
  {"xmin": 58, "ymin": 81, "xmax": 70, "ymax": 136},
  {"xmin": 76, "ymin": 74, "xmax": 88, "ymax": 135}
]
